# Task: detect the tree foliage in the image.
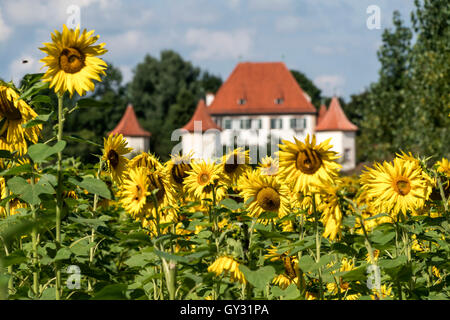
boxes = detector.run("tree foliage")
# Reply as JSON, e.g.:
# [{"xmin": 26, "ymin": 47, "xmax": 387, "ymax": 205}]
[{"xmin": 349, "ymin": 1, "xmax": 449, "ymax": 163}]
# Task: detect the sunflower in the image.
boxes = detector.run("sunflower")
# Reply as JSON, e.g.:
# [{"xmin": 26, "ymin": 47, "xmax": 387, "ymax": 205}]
[
  {"xmin": 360, "ymin": 157, "xmax": 433, "ymax": 219},
  {"xmin": 317, "ymin": 184, "xmax": 344, "ymax": 241},
  {"xmin": 239, "ymin": 169, "xmax": 290, "ymax": 219},
  {"xmin": 119, "ymin": 167, "xmax": 150, "ymax": 218},
  {"xmin": 436, "ymin": 158, "xmax": 450, "ymax": 179},
  {"xmin": 220, "ymin": 148, "xmax": 250, "ymax": 186},
  {"xmin": 0, "ymin": 85, "xmax": 41, "ymax": 156},
  {"xmin": 258, "ymin": 155, "xmax": 279, "ymax": 176},
  {"xmin": 326, "ymin": 257, "xmax": 360, "ymax": 300},
  {"xmin": 40, "ymin": 24, "xmax": 107, "ymax": 97},
  {"xmin": 371, "ymin": 284, "xmax": 393, "ymax": 300},
  {"xmin": 278, "ymin": 134, "xmax": 341, "ymax": 193},
  {"xmin": 102, "ymin": 133, "xmax": 133, "ymax": 184},
  {"xmin": 129, "ymin": 151, "xmax": 162, "ymax": 172},
  {"xmin": 272, "ymin": 274, "xmax": 298, "ymax": 290},
  {"xmin": 183, "ymin": 160, "xmax": 226, "ymax": 203},
  {"xmin": 208, "ymin": 256, "xmax": 246, "ymax": 284},
  {"xmin": 165, "ymin": 153, "xmax": 193, "ymax": 192}
]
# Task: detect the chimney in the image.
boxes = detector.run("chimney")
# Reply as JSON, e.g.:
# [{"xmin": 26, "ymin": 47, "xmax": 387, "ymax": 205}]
[{"xmin": 205, "ymin": 92, "xmax": 215, "ymax": 107}]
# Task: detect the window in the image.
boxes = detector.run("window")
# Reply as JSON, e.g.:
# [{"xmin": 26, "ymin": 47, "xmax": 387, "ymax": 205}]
[
  {"xmin": 270, "ymin": 118, "xmax": 283, "ymax": 129},
  {"xmin": 344, "ymin": 148, "xmax": 351, "ymax": 163},
  {"xmin": 290, "ymin": 118, "xmax": 306, "ymax": 130},
  {"xmin": 253, "ymin": 119, "xmax": 262, "ymax": 129},
  {"xmin": 274, "ymin": 98, "xmax": 284, "ymax": 104},
  {"xmin": 224, "ymin": 119, "xmax": 232, "ymax": 129},
  {"xmin": 240, "ymin": 119, "xmax": 251, "ymax": 129},
  {"xmin": 237, "ymin": 98, "xmax": 246, "ymax": 105}
]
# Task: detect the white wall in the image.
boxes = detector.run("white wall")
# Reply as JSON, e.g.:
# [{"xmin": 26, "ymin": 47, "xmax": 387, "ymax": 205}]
[
  {"xmin": 124, "ymin": 136, "xmax": 150, "ymax": 158},
  {"xmin": 315, "ymin": 131, "xmax": 356, "ymax": 171},
  {"xmin": 182, "ymin": 131, "xmax": 221, "ymax": 160}
]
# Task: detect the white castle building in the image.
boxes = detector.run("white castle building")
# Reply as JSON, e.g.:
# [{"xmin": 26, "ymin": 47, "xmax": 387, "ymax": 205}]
[{"xmin": 181, "ymin": 62, "xmax": 358, "ymax": 171}]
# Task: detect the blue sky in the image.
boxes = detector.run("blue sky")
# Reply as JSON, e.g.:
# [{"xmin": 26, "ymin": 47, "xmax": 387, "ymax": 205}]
[{"xmin": 0, "ymin": 0, "xmax": 416, "ymax": 99}]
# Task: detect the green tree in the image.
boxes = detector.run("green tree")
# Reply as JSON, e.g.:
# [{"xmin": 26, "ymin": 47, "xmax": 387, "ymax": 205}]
[
  {"xmin": 128, "ymin": 50, "xmax": 221, "ymax": 159},
  {"xmin": 290, "ymin": 69, "xmax": 322, "ymax": 108}
]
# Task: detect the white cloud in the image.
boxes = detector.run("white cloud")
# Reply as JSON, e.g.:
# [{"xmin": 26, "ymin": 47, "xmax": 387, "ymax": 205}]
[
  {"xmin": 0, "ymin": 9, "xmax": 12, "ymax": 42},
  {"xmin": 8, "ymin": 54, "xmax": 42, "ymax": 85},
  {"xmin": 227, "ymin": 0, "xmax": 241, "ymax": 9},
  {"xmin": 118, "ymin": 65, "xmax": 133, "ymax": 84},
  {"xmin": 275, "ymin": 16, "xmax": 301, "ymax": 32},
  {"xmin": 185, "ymin": 28, "xmax": 253, "ymax": 61},
  {"xmin": 314, "ymin": 75, "xmax": 346, "ymax": 96}
]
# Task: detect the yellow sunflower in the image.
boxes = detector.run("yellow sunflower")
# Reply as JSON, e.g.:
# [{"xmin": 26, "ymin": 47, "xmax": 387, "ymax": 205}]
[
  {"xmin": 326, "ymin": 257, "xmax": 360, "ymax": 300},
  {"xmin": 360, "ymin": 157, "xmax": 433, "ymax": 219},
  {"xmin": 220, "ymin": 148, "xmax": 250, "ymax": 186},
  {"xmin": 128, "ymin": 151, "xmax": 162, "ymax": 172},
  {"xmin": 258, "ymin": 155, "xmax": 279, "ymax": 176},
  {"xmin": 0, "ymin": 85, "xmax": 41, "ymax": 156},
  {"xmin": 102, "ymin": 133, "xmax": 133, "ymax": 184},
  {"xmin": 278, "ymin": 134, "xmax": 341, "ymax": 193},
  {"xmin": 436, "ymin": 158, "xmax": 450, "ymax": 179},
  {"xmin": 183, "ymin": 160, "xmax": 226, "ymax": 203},
  {"xmin": 316, "ymin": 183, "xmax": 345, "ymax": 241},
  {"xmin": 165, "ymin": 153, "xmax": 193, "ymax": 192},
  {"xmin": 239, "ymin": 169, "xmax": 290, "ymax": 219},
  {"xmin": 208, "ymin": 256, "xmax": 246, "ymax": 284},
  {"xmin": 40, "ymin": 24, "xmax": 107, "ymax": 97},
  {"xmin": 119, "ymin": 167, "xmax": 150, "ymax": 218}
]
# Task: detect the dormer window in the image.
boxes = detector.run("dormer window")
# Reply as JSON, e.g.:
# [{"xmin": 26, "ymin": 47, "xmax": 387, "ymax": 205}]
[
  {"xmin": 237, "ymin": 98, "xmax": 246, "ymax": 105},
  {"xmin": 274, "ymin": 98, "xmax": 284, "ymax": 104}
]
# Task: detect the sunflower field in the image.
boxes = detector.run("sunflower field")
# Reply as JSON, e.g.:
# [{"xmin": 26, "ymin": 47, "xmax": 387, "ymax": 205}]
[{"xmin": 1, "ymin": 25, "xmax": 450, "ymax": 301}]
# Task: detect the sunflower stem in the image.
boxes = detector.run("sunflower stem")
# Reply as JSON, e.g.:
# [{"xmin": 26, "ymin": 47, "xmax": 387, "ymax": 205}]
[
  {"xmin": 55, "ymin": 93, "xmax": 64, "ymax": 300},
  {"xmin": 29, "ymin": 169, "xmax": 40, "ymax": 297},
  {"xmin": 87, "ymin": 159, "xmax": 104, "ymax": 292},
  {"xmin": 312, "ymin": 194, "xmax": 323, "ymax": 300}
]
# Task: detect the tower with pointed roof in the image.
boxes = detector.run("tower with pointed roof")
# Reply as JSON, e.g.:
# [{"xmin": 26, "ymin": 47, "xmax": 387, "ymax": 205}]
[
  {"xmin": 315, "ymin": 97, "xmax": 358, "ymax": 171},
  {"xmin": 181, "ymin": 99, "xmax": 222, "ymax": 159},
  {"xmin": 110, "ymin": 104, "xmax": 151, "ymax": 157}
]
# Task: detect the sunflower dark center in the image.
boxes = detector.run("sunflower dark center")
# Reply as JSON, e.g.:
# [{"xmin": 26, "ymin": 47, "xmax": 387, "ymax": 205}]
[
  {"xmin": 394, "ymin": 178, "xmax": 411, "ymax": 196},
  {"xmin": 59, "ymin": 47, "xmax": 85, "ymax": 73},
  {"xmin": 0, "ymin": 91, "xmax": 22, "ymax": 121},
  {"xmin": 107, "ymin": 150, "xmax": 119, "ymax": 168},
  {"xmin": 256, "ymin": 187, "xmax": 280, "ymax": 212},
  {"xmin": 296, "ymin": 149, "xmax": 322, "ymax": 174},
  {"xmin": 198, "ymin": 172, "xmax": 211, "ymax": 186},
  {"xmin": 224, "ymin": 154, "xmax": 240, "ymax": 174},
  {"xmin": 172, "ymin": 163, "xmax": 191, "ymax": 184}
]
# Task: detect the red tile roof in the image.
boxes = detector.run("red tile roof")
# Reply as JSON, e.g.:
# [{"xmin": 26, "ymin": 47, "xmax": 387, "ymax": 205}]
[
  {"xmin": 317, "ymin": 104, "xmax": 327, "ymax": 124},
  {"xmin": 208, "ymin": 62, "xmax": 317, "ymax": 115},
  {"xmin": 315, "ymin": 97, "xmax": 358, "ymax": 132},
  {"xmin": 183, "ymin": 99, "xmax": 222, "ymax": 132},
  {"xmin": 110, "ymin": 104, "xmax": 151, "ymax": 137}
]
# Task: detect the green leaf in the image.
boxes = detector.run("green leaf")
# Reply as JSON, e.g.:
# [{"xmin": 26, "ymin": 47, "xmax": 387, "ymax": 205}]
[
  {"xmin": 22, "ymin": 112, "xmax": 53, "ymax": 129},
  {"xmin": 27, "ymin": 141, "xmax": 66, "ymax": 163},
  {"xmin": 77, "ymin": 98, "xmax": 110, "ymax": 108},
  {"xmin": 125, "ymin": 253, "xmax": 156, "ymax": 268},
  {"xmin": 1, "ymin": 250, "xmax": 27, "ymax": 267},
  {"xmin": 7, "ymin": 176, "xmax": 55, "ymax": 205},
  {"xmin": 239, "ymin": 265, "xmax": 275, "ymax": 290},
  {"xmin": 153, "ymin": 249, "xmax": 188, "ymax": 263},
  {"xmin": 54, "ymin": 248, "xmax": 72, "ymax": 261},
  {"xmin": 297, "ymin": 255, "xmax": 316, "ymax": 272},
  {"xmin": 0, "ymin": 163, "xmax": 32, "ymax": 176},
  {"xmin": 19, "ymin": 80, "xmax": 48, "ymax": 100},
  {"xmin": 219, "ymin": 198, "xmax": 241, "ymax": 210},
  {"xmin": 378, "ymin": 256, "xmax": 407, "ymax": 269},
  {"xmin": 341, "ymin": 265, "xmax": 367, "ymax": 281},
  {"xmin": 371, "ymin": 231, "xmax": 396, "ymax": 245},
  {"xmin": 91, "ymin": 284, "xmax": 128, "ymax": 300},
  {"xmin": 271, "ymin": 284, "xmax": 299, "ymax": 300},
  {"xmin": 68, "ymin": 177, "xmax": 111, "ymax": 199}
]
